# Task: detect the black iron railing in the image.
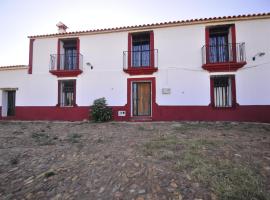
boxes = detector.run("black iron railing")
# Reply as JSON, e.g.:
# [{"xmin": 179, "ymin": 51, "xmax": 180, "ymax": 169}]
[
  {"xmin": 123, "ymin": 49, "xmax": 158, "ymax": 69},
  {"xmin": 202, "ymin": 43, "xmax": 245, "ymax": 64},
  {"xmin": 50, "ymin": 53, "xmax": 83, "ymax": 71}
]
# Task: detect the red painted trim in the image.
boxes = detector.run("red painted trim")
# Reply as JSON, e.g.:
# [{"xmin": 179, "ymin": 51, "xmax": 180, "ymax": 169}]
[
  {"xmin": 128, "ymin": 33, "xmax": 132, "ymax": 68},
  {"xmin": 125, "ymin": 31, "xmax": 157, "ymax": 76},
  {"xmin": 123, "ymin": 67, "xmax": 158, "ymax": 75},
  {"xmin": 154, "ymin": 105, "xmax": 270, "ymax": 123},
  {"xmin": 126, "ymin": 77, "xmax": 158, "ymax": 120},
  {"xmin": 73, "ymin": 79, "xmax": 77, "ymax": 106},
  {"xmin": 202, "ymin": 62, "xmax": 246, "ymax": 72},
  {"xmin": 50, "ymin": 69, "xmax": 82, "ymax": 77},
  {"xmin": 231, "ymin": 76, "xmax": 237, "ymax": 107},
  {"xmin": 210, "ymin": 75, "xmax": 237, "ymax": 108},
  {"xmin": 76, "ymin": 38, "xmax": 80, "ymax": 70},
  {"xmin": 57, "ymin": 39, "xmax": 61, "ymax": 70},
  {"xmin": 28, "ymin": 39, "xmax": 35, "ymax": 74},
  {"xmin": 1, "ymin": 105, "xmax": 270, "ymax": 123},
  {"xmin": 210, "ymin": 77, "xmax": 215, "ymax": 107}
]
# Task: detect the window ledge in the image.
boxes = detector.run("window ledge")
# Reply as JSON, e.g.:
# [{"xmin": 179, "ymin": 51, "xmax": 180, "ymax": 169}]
[
  {"xmin": 123, "ymin": 67, "xmax": 158, "ymax": 75},
  {"xmin": 202, "ymin": 62, "xmax": 246, "ymax": 72},
  {"xmin": 209, "ymin": 103, "xmax": 239, "ymax": 110},
  {"xmin": 56, "ymin": 104, "xmax": 78, "ymax": 107},
  {"xmin": 50, "ymin": 69, "xmax": 82, "ymax": 77}
]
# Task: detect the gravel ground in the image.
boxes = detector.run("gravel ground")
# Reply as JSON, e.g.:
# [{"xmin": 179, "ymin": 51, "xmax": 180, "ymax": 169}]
[{"xmin": 0, "ymin": 121, "xmax": 269, "ymax": 200}]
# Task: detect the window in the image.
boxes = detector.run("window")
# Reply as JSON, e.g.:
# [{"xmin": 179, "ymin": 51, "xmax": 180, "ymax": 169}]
[
  {"xmin": 132, "ymin": 32, "xmax": 150, "ymax": 67},
  {"xmin": 211, "ymin": 76, "xmax": 236, "ymax": 108},
  {"xmin": 59, "ymin": 80, "xmax": 76, "ymax": 107}
]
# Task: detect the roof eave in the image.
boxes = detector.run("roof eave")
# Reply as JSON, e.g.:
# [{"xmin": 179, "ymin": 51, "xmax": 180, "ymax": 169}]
[{"xmin": 28, "ymin": 13, "xmax": 270, "ymax": 39}]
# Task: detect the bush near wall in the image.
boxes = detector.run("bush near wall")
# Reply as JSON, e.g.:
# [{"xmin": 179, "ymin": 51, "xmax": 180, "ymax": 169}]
[{"xmin": 90, "ymin": 97, "xmax": 113, "ymax": 122}]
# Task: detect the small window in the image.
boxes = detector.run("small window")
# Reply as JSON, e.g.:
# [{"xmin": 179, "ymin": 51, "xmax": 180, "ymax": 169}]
[
  {"xmin": 211, "ymin": 76, "xmax": 235, "ymax": 108},
  {"xmin": 59, "ymin": 80, "xmax": 75, "ymax": 107}
]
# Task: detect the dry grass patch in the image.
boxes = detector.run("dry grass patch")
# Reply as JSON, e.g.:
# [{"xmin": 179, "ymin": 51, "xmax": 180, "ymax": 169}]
[{"xmin": 144, "ymin": 135, "xmax": 269, "ymax": 200}]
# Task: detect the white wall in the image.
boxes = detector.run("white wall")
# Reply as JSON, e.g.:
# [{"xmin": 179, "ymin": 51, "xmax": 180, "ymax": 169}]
[
  {"xmin": 235, "ymin": 19, "xmax": 270, "ymax": 105},
  {"xmin": 0, "ymin": 18, "xmax": 269, "ymax": 108},
  {"xmin": 0, "ymin": 69, "xmax": 58, "ymax": 106},
  {"xmin": 78, "ymin": 32, "xmax": 128, "ymax": 106},
  {"xmin": 1, "ymin": 91, "xmax": 7, "ymax": 116}
]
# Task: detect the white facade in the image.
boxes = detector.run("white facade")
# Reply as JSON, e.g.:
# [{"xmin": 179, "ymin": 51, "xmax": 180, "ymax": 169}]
[{"xmin": 0, "ymin": 14, "xmax": 270, "ymax": 121}]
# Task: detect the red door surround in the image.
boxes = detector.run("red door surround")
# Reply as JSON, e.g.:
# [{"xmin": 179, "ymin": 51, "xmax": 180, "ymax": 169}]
[{"xmin": 126, "ymin": 77, "xmax": 158, "ymax": 120}]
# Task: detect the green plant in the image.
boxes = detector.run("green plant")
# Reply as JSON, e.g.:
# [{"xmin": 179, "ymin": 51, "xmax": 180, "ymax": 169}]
[
  {"xmin": 67, "ymin": 133, "xmax": 82, "ymax": 143},
  {"xmin": 44, "ymin": 171, "xmax": 56, "ymax": 178},
  {"xmin": 90, "ymin": 97, "xmax": 113, "ymax": 122},
  {"xmin": 31, "ymin": 132, "xmax": 54, "ymax": 145}
]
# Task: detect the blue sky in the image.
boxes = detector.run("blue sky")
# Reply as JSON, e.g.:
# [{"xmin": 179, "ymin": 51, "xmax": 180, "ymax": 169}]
[{"xmin": 0, "ymin": 0, "xmax": 269, "ymax": 65}]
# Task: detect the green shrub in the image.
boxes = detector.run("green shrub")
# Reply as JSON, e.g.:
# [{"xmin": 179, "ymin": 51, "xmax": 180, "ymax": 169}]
[{"xmin": 91, "ymin": 97, "xmax": 113, "ymax": 122}]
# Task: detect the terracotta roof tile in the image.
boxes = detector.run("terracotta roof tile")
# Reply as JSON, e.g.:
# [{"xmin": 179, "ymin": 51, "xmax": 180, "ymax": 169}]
[
  {"xmin": 28, "ymin": 12, "xmax": 270, "ymax": 39},
  {"xmin": 0, "ymin": 65, "xmax": 28, "ymax": 70}
]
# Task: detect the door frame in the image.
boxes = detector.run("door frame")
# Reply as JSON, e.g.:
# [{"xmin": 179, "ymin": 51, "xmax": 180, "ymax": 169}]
[
  {"xmin": 1, "ymin": 89, "xmax": 17, "ymax": 117},
  {"xmin": 131, "ymin": 81, "xmax": 152, "ymax": 117},
  {"xmin": 126, "ymin": 77, "xmax": 157, "ymax": 119}
]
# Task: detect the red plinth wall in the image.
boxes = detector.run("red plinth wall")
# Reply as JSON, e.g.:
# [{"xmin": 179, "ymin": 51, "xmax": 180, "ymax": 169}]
[{"xmin": 0, "ymin": 105, "xmax": 270, "ymax": 123}]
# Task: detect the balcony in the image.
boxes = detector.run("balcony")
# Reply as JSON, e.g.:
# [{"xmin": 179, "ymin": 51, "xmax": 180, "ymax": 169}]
[
  {"xmin": 123, "ymin": 49, "xmax": 158, "ymax": 75},
  {"xmin": 49, "ymin": 53, "xmax": 83, "ymax": 77},
  {"xmin": 202, "ymin": 43, "xmax": 246, "ymax": 72}
]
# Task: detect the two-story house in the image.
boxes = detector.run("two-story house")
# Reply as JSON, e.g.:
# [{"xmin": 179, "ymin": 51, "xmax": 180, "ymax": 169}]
[{"xmin": 0, "ymin": 13, "xmax": 270, "ymax": 122}]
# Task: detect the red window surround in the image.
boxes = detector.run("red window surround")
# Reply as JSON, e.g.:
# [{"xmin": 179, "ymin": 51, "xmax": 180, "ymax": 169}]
[
  {"xmin": 203, "ymin": 24, "xmax": 246, "ymax": 72},
  {"xmin": 210, "ymin": 75, "xmax": 237, "ymax": 109},
  {"xmin": 57, "ymin": 79, "xmax": 77, "ymax": 107},
  {"xmin": 50, "ymin": 38, "xmax": 82, "ymax": 77},
  {"xmin": 28, "ymin": 39, "xmax": 35, "ymax": 74},
  {"xmin": 126, "ymin": 77, "xmax": 158, "ymax": 119},
  {"xmin": 124, "ymin": 31, "xmax": 158, "ymax": 75}
]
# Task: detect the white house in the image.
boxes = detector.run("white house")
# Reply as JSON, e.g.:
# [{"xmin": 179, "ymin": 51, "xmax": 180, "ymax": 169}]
[{"xmin": 0, "ymin": 13, "xmax": 270, "ymax": 122}]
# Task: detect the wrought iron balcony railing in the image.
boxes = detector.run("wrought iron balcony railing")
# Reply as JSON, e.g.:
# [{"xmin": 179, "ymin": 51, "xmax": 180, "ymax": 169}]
[
  {"xmin": 50, "ymin": 53, "xmax": 83, "ymax": 71},
  {"xmin": 202, "ymin": 43, "xmax": 246, "ymax": 65},
  {"xmin": 123, "ymin": 49, "xmax": 158, "ymax": 69}
]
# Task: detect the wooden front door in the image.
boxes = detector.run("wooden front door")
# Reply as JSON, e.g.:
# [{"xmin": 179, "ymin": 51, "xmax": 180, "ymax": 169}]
[{"xmin": 132, "ymin": 82, "xmax": 151, "ymax": 116}]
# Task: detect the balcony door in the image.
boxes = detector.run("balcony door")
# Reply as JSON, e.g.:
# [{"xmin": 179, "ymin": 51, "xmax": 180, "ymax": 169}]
[
  {"xmin": 132, "ymin": 82, "xmax": 151, "ymax": 116},
  {"xmin": 64, "ymin": 48, "xmax": 77, "ymax": 70},
  {"xmin": 209, "ymin": 27, "xmax": 230, "ymax": 63},
  {"xmin": 63, "ymin": 39, "xmax": 77, "ymax": 70},
  {"xmin": 132, "ymin": 32, "xmax": 150, "ymax": 67}
]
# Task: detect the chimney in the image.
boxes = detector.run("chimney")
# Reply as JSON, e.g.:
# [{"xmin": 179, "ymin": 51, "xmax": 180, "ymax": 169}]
[{"xmin": 56, "ymin": 22, "xmax": 68, "ymax": 33}]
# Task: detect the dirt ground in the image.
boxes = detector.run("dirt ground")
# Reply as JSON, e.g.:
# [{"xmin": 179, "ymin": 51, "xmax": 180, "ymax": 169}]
[{"xmin": 0, "ymin": 121, "xmax": 269, "ymax": 200}]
